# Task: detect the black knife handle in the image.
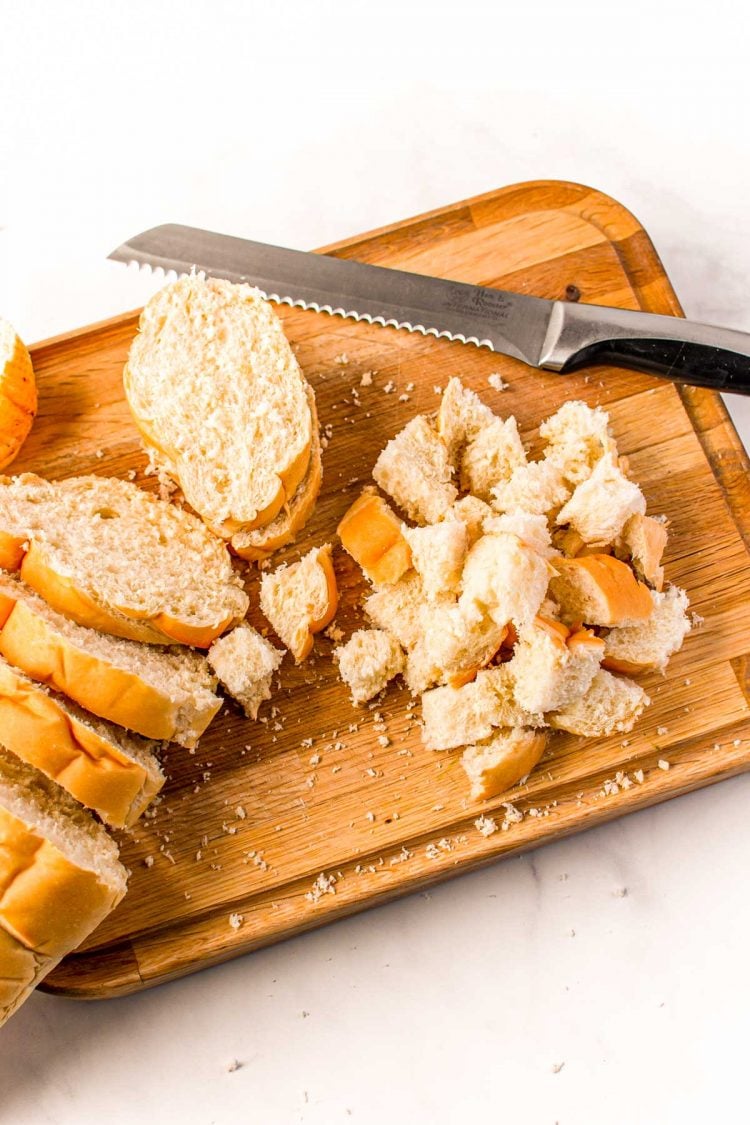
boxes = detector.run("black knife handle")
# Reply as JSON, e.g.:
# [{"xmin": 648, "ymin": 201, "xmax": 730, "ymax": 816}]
[{"xmin": 540, "ymin": 301, "xmax": 750, "ymax": 395}]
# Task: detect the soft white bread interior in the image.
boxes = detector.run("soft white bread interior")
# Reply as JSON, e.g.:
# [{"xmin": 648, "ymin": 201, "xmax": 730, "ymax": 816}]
[
  {"xmin": 443, "ymin": 495, "xmax": 493, "ymax": 545},
  {"xmin": 549, "ymin": 554, "xmax": 654, "ymax": 627},
  {"xmin": 0, "ymin": 573, "xmax": 221, "ymax": 746},
  {"xmin": 421, "ymin": 664, "xmax": 542, "ymax": 751},
  {"xmin": 540, "ymin": 400, "xmax": 616, "ymax": 485},
  {"xmin": 124, "ymin": 275, "xmax": 314, "ymax": 537},
  {"xmin": 363, "ymin": 571, "xmax": 435, "ymax": 650},
  {"xmin": 0, "ymin": 319, "xmax": 37, "ymax": 471},
  {"xmin": 556, "ymin": 451, "xmax": 645, "ymax": 545},
  {"xmin": 259, "ymin": 544, "xmax": 338, "ymax": 662},
  {"xmin": 373, "ymin": 414, "xmax": 457, "ymax": 524},
  {"xmin": 208, "ymin": 622, "xmax": 283, "ymax": 718},
  {"xmin": 603, "ymin": 585, "xmax": 690, "ymax": 674},
  {"xmin": 512, "ymin": 617, "xmax": 604, "ymax": 714},
  {"xmin": 401, "ymin": 519, "xmax": 467, "ymax": 600},
  {"xmin": 437, "ymin": 376, "xmax": 526, "ymax": 499},
  {"xmin": 405, "ymin": 602, "xmax": 506, "ymax": 694},
  {"xmin": 460, "ymin": 529, "xmax": 551, "ymax": 629},
  {"xmin": 335, "ymin": 629, "xmax": 405, "ymax": 705},
  {"xmin": 0, "ymin": 745, "xmax": 127, "ymax": 1026},
  {"xmin": 229, "ymin": 385, "xmax": 322, "ymax": 561},
  {"xmin": 0, "ymin": 473, "xmax": 249, "ymax": 646},
  {"xmin": 461, "ymin": 728, "xmax": 548, "ymax": 801},
  {"xmin": 548, "ymin": 668, "xmax": 649, "ymax": 737},
  {"xmin": 0, "ymin": 654, "xmax": 164, "ymax": 827},
  {"xmin": 437, "ymin": 376, "xmax": 496, "ymax": 462},
  {"xmin": 492, "ymin": 459, "xmax": 569, "ymax": 516},
  {"xmin": 337, "ymin": 487, "xmax": 412, "ymax": 587}
]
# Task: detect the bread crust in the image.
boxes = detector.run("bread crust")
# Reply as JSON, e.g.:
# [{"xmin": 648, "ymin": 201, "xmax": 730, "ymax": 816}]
[
  {"xmin": 0, "ymin": 324, "xmax": 37, "ymax": 471},
  {"xmin": 337, "ymin": 488, "xmax": 412, "ymax": 586},
  {"xmin": 0, "ymin": 923, "xmax": 58, "ymax": 1027}
]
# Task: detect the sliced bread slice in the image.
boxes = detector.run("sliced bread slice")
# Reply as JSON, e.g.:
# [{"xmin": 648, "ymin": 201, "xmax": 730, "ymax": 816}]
[
  {"xmin": 124, "ymin": 275, "xmax": 314, "ymax": 536},
  {"xmin": 549, "ymin": 555, "xmax": 654, "ymax": 627},
  {"xmin": 259, "ymin": 544, "xmax": 338, "ymax": 662},
  {"xmin": 0, "ymin": 574, "xmax": 221, "ymax": 746},
  {"xmin": 335, "ymin": 629, "xmax": 405, "ymax": 705},
  {"xmin": 548, "ymin": 669, "xmax": 649, "ymax": 736},
  {"xmin": 0, "ymin": 745, "xmax": 127, "ymax": 1026},
  {"xmin": 461, "ymin": 729, "xmax": 548, "ymax": 801},
  {"xmin": 229, "ymin": 386, "xmax": 322, "ymax": 561},
  {"xmin": 373, "ymin": 415, "xmax": 457, "ymax": 524},
  {"xmin": 0, "ymin": 654, "xmax": 164, "ymax": 827},
  {"xmin": 0, "ymin": 319, "xmax": 37, "ymax": 470},
  {"xmin": 337, "ymin": 487, "xmax": 412, "ymax": 587},
  {"xmin": 0, "ymin": 473, "xmax": 249, "ymax": 646},
  {"xmin": 603, "ymin": 585, "xmax": 690, "ymax": 674},
  {"xmin": 207, "ymin": 622, "xmax": 283, "ymax": 718}
]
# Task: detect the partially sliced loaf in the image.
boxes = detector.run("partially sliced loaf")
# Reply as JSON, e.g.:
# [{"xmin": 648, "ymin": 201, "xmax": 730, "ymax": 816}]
[
  {"xmin": 401, "ymin": 519, "xmax": 467, "ymax": 600},
  {"xmin": 0, "ymin": 654, "xmax": 164, "ymax": 827},
  {"xmin": 0, "ymin": 745, "xmax": 127, "ymax": 1024},
  {"xmin": 124, "ymin": 275, "xmax": 314, "ymax": 536},
  {"xmin": 0, "ymin": 319, "xmax": 37, "ymax": 470},
  {"xmin": 0, "ymin": 574, "xmax": 221, "ymax": 746},
  {"xmin": 259, "ymin": 544, "xmax": 338, "ymax": 662},
  {"xmin": 208, "ymin": 622, "xmax": 283, "ymax": 718},
  {"xmin": 335, "ymin": 629, "xmax": 405, "ymax": 705},
  {"xmin": 461, "ymin": 729, "xmax": 548, "ymax": 801},
  {"xmin": 603, "ymin": 585, "xmax": 690, "ymax": 674},
  {"xmin": 373, "ymin": 415, "xmax": 457, "ymax": 524},
  {"xmin": 0, "ymin": 473, "xmax": 249, "ymax": 646},
  {"xmin": 511, "ymin": 617, "xmax": 604, "ymax": 714},
  {"xmin": 548, "ymin": 669, "xmax": 649, "ymax": 736},
  {"xmin": 229, "ymin": 386, "xmax": 322, "ymax": 561},
  {"xmin": 337, "ymin": 488, "xmax": 412, "ymax": 587},
  {"xmin": 549, "ymin": 555, "xmax": 654, "ymax": 627},
  {"xmin": 556, "ymin": 451, "xmax": 645, "ymax": 545}
]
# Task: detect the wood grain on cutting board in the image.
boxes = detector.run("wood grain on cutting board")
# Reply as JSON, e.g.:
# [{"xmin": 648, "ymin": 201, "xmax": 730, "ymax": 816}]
[{"xmin": 31, "ymin": 180, "xmax": 750, "ymax": 998}]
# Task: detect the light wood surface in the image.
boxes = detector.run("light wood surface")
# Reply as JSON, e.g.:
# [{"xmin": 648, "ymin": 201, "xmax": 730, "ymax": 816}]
[{"xmin": 37, "ymin": 180, "xmax": 750, "ymax": 999}]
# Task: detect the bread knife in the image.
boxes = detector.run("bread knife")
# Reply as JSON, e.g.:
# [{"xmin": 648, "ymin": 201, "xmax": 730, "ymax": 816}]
[{"xmin": 109, "ymin": 223, "xmax": 750, "ymax": 395}]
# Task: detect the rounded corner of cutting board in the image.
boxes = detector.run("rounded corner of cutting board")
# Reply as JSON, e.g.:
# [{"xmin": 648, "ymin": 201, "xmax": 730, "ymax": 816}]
[{"xmin": 40, "ymin": 942, "xmax": 145, "ymax": 1000}]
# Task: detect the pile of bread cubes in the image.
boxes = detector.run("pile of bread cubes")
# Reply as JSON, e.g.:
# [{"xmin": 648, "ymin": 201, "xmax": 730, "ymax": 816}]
[{"xmin": 0, "ymin": 275, "xmax": 690, "ymax": 1026}]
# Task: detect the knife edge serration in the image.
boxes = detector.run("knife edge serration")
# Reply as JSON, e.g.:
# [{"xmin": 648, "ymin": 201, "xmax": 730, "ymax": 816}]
[{"xmin": 116, "ymin": 259, "xmax": 497, "ymax": 351}]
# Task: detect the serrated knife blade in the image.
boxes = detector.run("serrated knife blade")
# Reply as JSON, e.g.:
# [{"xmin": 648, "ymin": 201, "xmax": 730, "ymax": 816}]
[{"xmin": 109, "ymin": 223, "xmax": 750, "ymax": 395}]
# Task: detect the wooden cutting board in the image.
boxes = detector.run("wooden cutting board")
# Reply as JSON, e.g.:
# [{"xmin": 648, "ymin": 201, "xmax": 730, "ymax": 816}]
[{"xmin": 37, "ymin": 180, "xmax": 750, "ymax": 1000}]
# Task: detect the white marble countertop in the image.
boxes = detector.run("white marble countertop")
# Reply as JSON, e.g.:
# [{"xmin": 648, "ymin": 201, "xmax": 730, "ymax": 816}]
[{"xmin": 2, "ymin": 4, "xmax": 749, "ymax": 1123}]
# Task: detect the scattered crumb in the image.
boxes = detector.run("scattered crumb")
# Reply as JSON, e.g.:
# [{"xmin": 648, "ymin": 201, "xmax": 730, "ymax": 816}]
[
  {"xmin": 305, "ymin": 872, "xmax": 338, "ymax": 904},
  {"xmin": 488, "ymin": 373, "xmax": 508, "ymax": 391},
  {"xmin": 657, "ymin": 759, "xmax": 671, "ymax": 771},
  {"xmin": 324, "ymin": 622, "xmax": 345, "ymax": 642},
  {"xmin": 656, "ymin": 726, "xmax": 669, "ymax": 736},
  {"xmin": 143, "ymin": 855, "xmax": 154, "ymax": 868},
  {"xmin": 360, "ymin": 370, "xmax": 373, "ymax": 386},
  {"xmin": 474, "ymin": 815, "xmax": 498, "ymax": 837},
  {"xmin": 334, "ymin": 353, "xmax": 349, "ymax": 365},
  {"xmin": 383, "ymin": 380, "xmax": 395, "ymax": 394},
  {"xmin": 377, "ymin": 735, "xmax": 390, "ymax": 748},
  {"xmin": 613, "ymin": 887, "xmax": 628, "ymax": 898},
  {"xmin": 551, "ymin": 1062, "xmax": 565, "ymax": 1074},
  {"xmin": 226, "ymin": 1059, "xmax": 244, "ymax": 1073},
  {"xmin": 229, "ymin": 913, "xmax": 244, "ymax": 930},
  {"xmin": 433, "ymin": 385, "xmax": 442, "ymax": 394},
  {"xmin": 235, "ymin": 806, "xmax": 246, "ymax": 819}
]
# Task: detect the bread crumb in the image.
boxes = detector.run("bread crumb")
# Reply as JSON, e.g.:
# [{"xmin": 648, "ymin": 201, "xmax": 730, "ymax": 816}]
[
  {"xmin": 657, "ymin": 759, "xmax": 671, "ymax": 771},
  {"xmin": 488, "ymin": 373, "xmax": 508, "ymax": 391},
  {"xmin": 613, "ymin": 887, "xmax": 628, "ymax": 897},
  {"xmin": 366, "ymin": 811, "xmax": 375, "ymax": 822},
  {"xmin": 398, "ymin": 393, "xmax": 410, "ymax": 403},
  {"xmin": 360, "ymin": 370, "xmax": 373, "ymax": 387},
  {"xmin": 235, "ymin": 806, "xmax": 246, "ymax": 819},
  {"xmin": 334, "ymin": 353, "xmax": 349, "ymax": 365},
  {"xmin": 309, "ymin": 753, "xmax": 321, "ymax": 766},
  {"xmin": 656, "ymin": 726, "xmax": 668, "ymax": 736},
  {"xmin": 94, "ymin": 449, "xmax": 105, "ymax": 459},
  {"xmin": 633, "ymin": 769, "xmax": 644, "ymax": 783},
  {"xmin": 383, "ymin": 381, "xmax": 395, "ymax": 394},
  {"xmin": 433, "ymin": 385, "xmax": 442, "ymax": 394},
  {"xmin": 551, "ymin": 1062, "xmax": 565, "ymax": 1074},
  {"xmin": 377, "ymin": 735, "xmax": 390, "ymax": 747},
  {"xmin": 229, "ymin": 913, "xmax": 244, "ymax": 930},
  {"xmin": 305, "ymin": 872, "xmax": 337, "ymax": 904},
  {"xmin": 226, "ymin": 1059, "xmax": 244, "ymax": 1073},
  {"xmin": 324, "ymin": 623, "xmax": 345, "ymax": 642},
  {"xmin": 143, "ymin": 855, "xmax": 154, "ymax": 868},
  {"xmin": 475, "ymin": 815, "xmax": 498, "ymax": 837}
]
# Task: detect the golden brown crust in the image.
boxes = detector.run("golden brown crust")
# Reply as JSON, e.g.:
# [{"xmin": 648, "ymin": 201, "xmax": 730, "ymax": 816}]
[
  {"xmin": 0, "ymin": 805, "xmax": 125, "ymax": 957},
  {"xmin": 0, "ymin": 923, "xmax": 58, "ymax": 1027},
  {"xmin": 550, "ymin": 554, "xmax": 653, "ymax": 626},
  {"xmin": 0, "ymin": 661, "xmax": 163, "ymax": 827},
  {"xmin": 463, "ymin": 730, "xmax": 547, "ymax": 801},
  {"xmin": 0, "ymin": 329, "xmax": 37, "ymax": 471},
  {"xmin": 337, "ymin": 488, "xmax": 413, "ymax": 586}
]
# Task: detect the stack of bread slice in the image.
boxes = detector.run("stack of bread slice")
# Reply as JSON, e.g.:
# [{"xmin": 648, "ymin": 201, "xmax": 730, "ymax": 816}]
[
  {"xmin": 124, "ymin": 274, "xmax": 322, "ymax": 560},
  {"xmin": 336, "ymin": 379, "xmax": 691, "ymax": 801},
  {"xmin": 0, "ymin": 472, "xmax": 265, "ymax": 1025}
]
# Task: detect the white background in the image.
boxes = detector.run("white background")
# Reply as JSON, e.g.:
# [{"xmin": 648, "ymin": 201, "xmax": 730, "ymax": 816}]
[{"xmin": 2, "ymin": 3, "xmax": 750, "ymax": 1123}]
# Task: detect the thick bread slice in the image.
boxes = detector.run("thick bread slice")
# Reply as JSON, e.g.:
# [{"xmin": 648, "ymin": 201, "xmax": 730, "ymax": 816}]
[
  {"xmin": 556, "ymin": 452, "xmax": 645, "ymax": 545},
  {"xmin": 401, "ymin": 520, "xmax": 467, "ymax": 601},
  {"xmin": 460, "ymin": 529, "xmax": 551, "ymax": 630},
  {"xmin": 373, "ymin": 415, "xmax": 457, "ymax": 524},
  {"xmin": 0, "ymin": 655, "xmax": 164, "ymax": 827},
  {"xmin": 549, "ymin": 555, "xmax": 654, "ymax": 627},
  {"xmin": 335, "ymin": 629, "xmax": 405, "ymax": 705},
  {"xmin": 0, "ymin": 746, "xmax": 126, "ymax": 1006},
  {"xmin": 0, "ymin": 473, "xmax": 249, "ymax": 646},
  {"xmin": 421, "ymin": 664, "xmax": 543, "ymax": 751},
  {"xmin": 603, "ymin": 585, "xmax": 690, "ymax": 674},
  {"xmin": 208, "ymin": 622, "xmax": 283, "ymax": 719},
  {"xmin": 540, "ymin": 400, "xmax": 616, "ymax": 486},
  {"xmin": 511, "ymin": 617, "xmax": 604, "ymax": 714},
  {"xmin": 548, "ymin": 669, "xmax": 649, "ymax": 736},
  {"xmin": 0, "ymin": 922, "xmax": 59, "ymax": 1027},
  {"xmin": 124, "ymin": 275, "xmax": 314, "ymax": 536},
  {"xmin": 230, "ymin": 386, "xmax": 322, "ymax": 561},
  {"xmin": 259, "ymin": 544, "xmax": 338, "ymax": 662},
  {"xmin": 0, "ymin": 320, "xmax": 37, "ymax": 471},
  {"xmin": 337, "ymin": 488, "xmax": 412, "ymax": 587},
  {"xmin": 461, "ymin": 729, "xmax": 548, "ymax": 801},
  {"xmin": 0, "ymin": 574, "xmax": 221, "ymax": 746}
]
